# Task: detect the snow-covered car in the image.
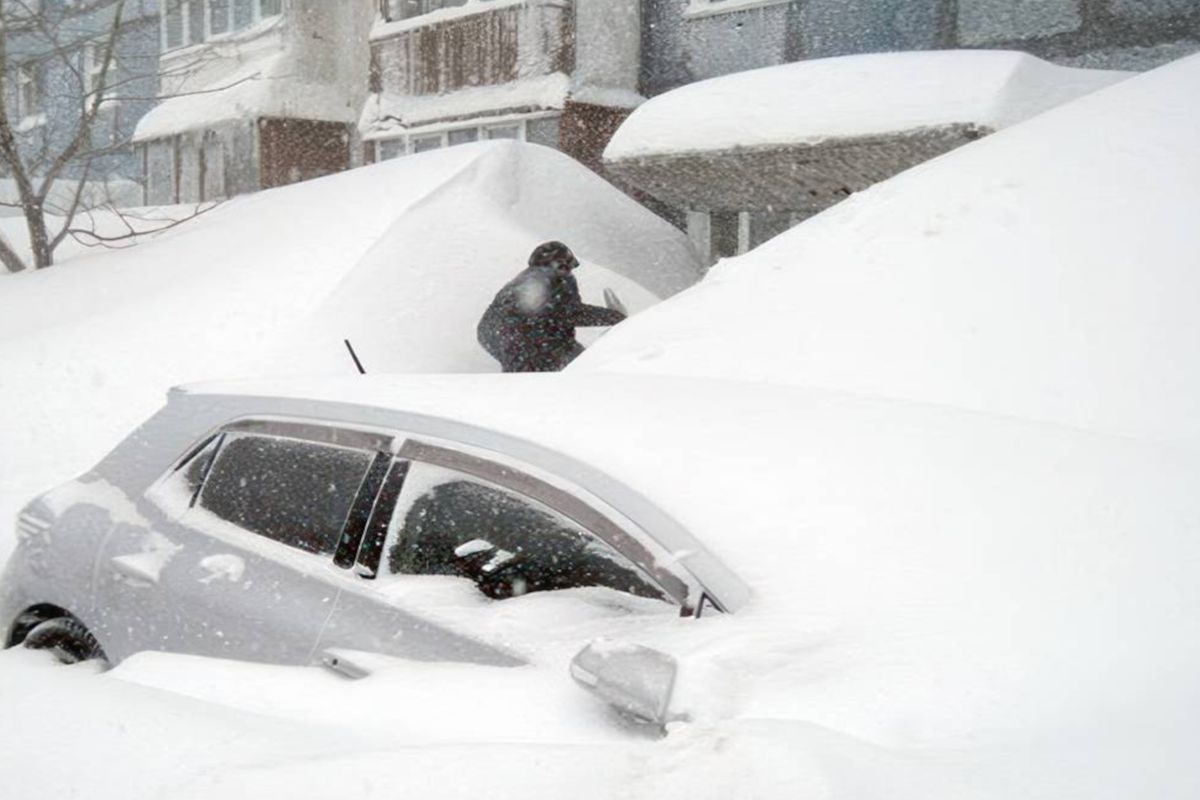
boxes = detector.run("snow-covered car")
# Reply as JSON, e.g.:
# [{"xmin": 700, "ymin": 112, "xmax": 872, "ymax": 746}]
[
  {"xmin": 6, "ymin": 368, "xmax": 1200, "ymax": 755},
  {"xmin": 1, "ymin": 376, "xmax": 749, "ymax": 723}
]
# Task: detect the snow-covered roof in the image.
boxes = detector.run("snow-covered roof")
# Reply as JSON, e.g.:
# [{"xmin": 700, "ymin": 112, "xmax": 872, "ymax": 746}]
[
  {"xmin": 133, "ymin": 52, "xmax": 362, "ymax": 142},
  {"xmin": 605, "ymin": 50, "xmax": 1130, "ymax": 161},
  {"xmin": 584, "ymin": 52, "xmax": 1200, "ymax": 448}
]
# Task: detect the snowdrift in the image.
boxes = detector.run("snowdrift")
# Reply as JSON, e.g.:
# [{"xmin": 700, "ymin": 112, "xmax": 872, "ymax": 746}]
[
  {"xmin": 582, "ymin": 53, "xmax": 1200, "ymax": 446},
  {"xmin": 0, "ymin": 141, "xmax": 701, "ymax": 542}
]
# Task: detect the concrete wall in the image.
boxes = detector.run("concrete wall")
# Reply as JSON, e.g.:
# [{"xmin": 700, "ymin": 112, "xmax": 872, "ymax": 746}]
[
  {"xmin": 575, "ymin": 0, "xmax": 642, "ymax": 94},
  {"xmin": 641, "ymin": 0, "xmax": 1200, "ymax": 95}
]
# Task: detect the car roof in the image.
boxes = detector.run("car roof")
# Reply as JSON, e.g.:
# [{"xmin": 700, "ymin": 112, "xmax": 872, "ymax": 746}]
[{"xmin": 168, "ymin": 372, "xmax": 1200, "ymax": 623}]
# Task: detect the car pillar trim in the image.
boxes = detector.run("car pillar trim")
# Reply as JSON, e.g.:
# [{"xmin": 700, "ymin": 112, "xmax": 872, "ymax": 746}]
[{"xmin": 397, "ymin": 439, "xmax": 694, "ymax": 609}]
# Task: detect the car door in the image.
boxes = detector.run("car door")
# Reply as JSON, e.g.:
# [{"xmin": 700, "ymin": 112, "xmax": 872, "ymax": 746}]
[
  {"xmin": 315, "ymin": 438, "xmax": 690, "ymax": 668},
  {"xmin": 96, "ymin": 424, "xmax": 383, "ymax": 665}
]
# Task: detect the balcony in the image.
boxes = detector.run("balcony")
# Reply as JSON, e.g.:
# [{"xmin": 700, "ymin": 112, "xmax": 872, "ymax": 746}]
[{"xmin": 372, "ymin": 0, "xmax": 573, "ymax": 97}]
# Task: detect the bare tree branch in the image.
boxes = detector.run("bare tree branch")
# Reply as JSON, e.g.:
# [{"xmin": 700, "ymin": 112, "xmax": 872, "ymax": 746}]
[{"xmin": 65, "ymin": 200, "xmax": 222, "ymax": 249}]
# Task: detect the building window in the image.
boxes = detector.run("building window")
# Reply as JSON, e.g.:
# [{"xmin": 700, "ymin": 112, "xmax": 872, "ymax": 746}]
[
  {"xmin": 372, "ymin": 120, "xmax": 526, "ymax": 161},
  {"xmin": 411, "ymin": 133, "xmax": 443, "ymax": 153},
  {"xmin": 484, "ymin": 124, "xmax": 520, "ymax": 140},
  {"xmin": 684, "ymin": 0, "xmax": 793, "ymax": 19},
  {"xmin": 163, "ymin": 0, "xmax": 284, "ymax": 51},
  {"xmin": 447, "ymin": 128, "xmax": 478, "ymax": 146},
  {"xmin": 17, "ymin": 62, "xmax": 42, "ymax": 119},
  {"xmin": 378, "ymin": 139, "xmax": 405, "ymax": 160},
  {"xmin": 381, "ymin": 0, "xmax": 470, "ymax": 22},
  {"xmin": 83, "ymin": 44, "xmax": 121, "ymax": 103},
  {"xmin": 209, "ymin": 0, "xmax": 231, "ymax": 34}
]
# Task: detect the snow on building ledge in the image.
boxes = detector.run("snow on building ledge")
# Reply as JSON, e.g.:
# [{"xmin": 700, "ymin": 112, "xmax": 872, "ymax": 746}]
[
  {"xmin": 356, "ymin": 72, "xmax": 640, "ymax": 140},
  {"xmin": 604, "ymin": 50, "xmax": 1130, "ymax": 215},
  {"xmin": 370, "ymin": 0, "xmax": 529, "ymax": 40},
  {"xmin": 133, "ymin": 52, "xmax": 360, "ymax": 143}
]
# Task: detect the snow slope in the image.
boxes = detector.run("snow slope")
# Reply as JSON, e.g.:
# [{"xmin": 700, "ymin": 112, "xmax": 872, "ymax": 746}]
[
  {"xmin": 605, "ymin": 50, "xmax": 1129, "ymax": 159},
  {"xmin": 0, "ymin": 141, "xmax": 701, "ymax": 556},
  {"xmin": 584, "ymin": 52, "xmax": 1200, "ymax": 447}
]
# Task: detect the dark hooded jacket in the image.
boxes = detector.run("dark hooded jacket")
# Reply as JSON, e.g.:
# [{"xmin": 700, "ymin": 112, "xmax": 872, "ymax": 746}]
[{"xmin": 478, "ymin": 245, "xmax": 625, "ymax": 372}]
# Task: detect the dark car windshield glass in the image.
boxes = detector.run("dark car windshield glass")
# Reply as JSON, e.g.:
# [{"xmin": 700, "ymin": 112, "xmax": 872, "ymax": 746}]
[
  {"xmin": 197, "ymin": 434, "xmax": 373, "ymax": 555},
  {"xmin": 384, "ymin": 463, "xmax": 663, "ymax": 601}
]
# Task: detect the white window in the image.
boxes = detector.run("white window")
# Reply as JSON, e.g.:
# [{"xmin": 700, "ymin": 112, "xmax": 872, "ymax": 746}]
[
  {"xmin": 209, "ymin": 0, "xmax": 231, "ymax": 34},
  {"xmin": 381, "ymin": 0, "xmax": 469, "ymax": 22},
  {"xmin": 164, "ymin": 0, "xmax": 185, "ymax": 48},
  {"xmin": 378, "ymin": 138, "xmax": 405, "ymax": 160},
  {"xmin": 372, "ymin": 120, "xmax": 526, "ymax": 163},
  {"xmin": 17, "ymin": 62, "xmax": 41, "ymax": 119},
  {"xmin": 411, "ymin": 133, "xmax": 444, "ymax": 153},
  {"xmin": 163, "ymin": 0, "xmax": 284, "ymax": 50},
  {"xmin": 83, "ymin": 44, "xmax": 120, "ymax": 103},
  {"xmin": 447, "ymin": 128, "xmax": 478, "ymax": 146},
  {"xmin": 483, "ymin": 124, "xmax": 520, "ymax": 140},
  {"xmin": 684, "ymin": 0, "xmax": 792, "ymax": 19}
]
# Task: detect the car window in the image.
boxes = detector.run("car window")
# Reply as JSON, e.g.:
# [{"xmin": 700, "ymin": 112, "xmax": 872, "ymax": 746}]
[
  {"xmin": 380, "ymin": 462, "xmax": 664, "ymax": 601},
  {"xmin": 196, "ymin": 433, "xmax": 374, "ymax": 555}
]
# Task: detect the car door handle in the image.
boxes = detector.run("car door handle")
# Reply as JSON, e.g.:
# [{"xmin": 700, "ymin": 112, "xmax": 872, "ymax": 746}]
[{"xmin": 110, "ymin": 553, "xmax": 164, "ymax": 585}]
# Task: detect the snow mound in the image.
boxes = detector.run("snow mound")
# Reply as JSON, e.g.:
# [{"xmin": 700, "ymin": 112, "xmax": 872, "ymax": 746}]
[
  {"xmin": 0, "ymin": 141, "xmax": 700, "ymax": 547},
  {"xmin": 582, "ymin": 53, "xmax": 1200, "ymax": 446},
  {"xmin": 605, "ymin": 50, "xmax": 1129, "ymax": 160}
]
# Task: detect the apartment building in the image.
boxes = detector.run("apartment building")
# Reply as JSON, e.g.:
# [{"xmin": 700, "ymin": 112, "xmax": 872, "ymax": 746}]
[
  {"xmin": 359, "ymin": 0, "xmax": 642, "ymax": 177},
  {"xmin": 133, "ymin": 0, "xmax": 372, "ymax": 204}
]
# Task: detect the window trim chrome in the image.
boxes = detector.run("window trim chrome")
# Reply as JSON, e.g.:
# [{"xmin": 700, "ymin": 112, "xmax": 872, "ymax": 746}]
[
  {"xmin": 222, "ymin": 417, "xmax": 395, "ymax": 454},
  {"xmin": 397, "ymin": 439, "xmax": 693, "ymax": 609}
]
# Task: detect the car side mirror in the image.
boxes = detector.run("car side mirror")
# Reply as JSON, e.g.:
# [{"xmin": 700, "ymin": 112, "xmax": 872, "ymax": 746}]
[{"xmin": 569, "ymin": 641, "xmax": 678, "ymax": 728}]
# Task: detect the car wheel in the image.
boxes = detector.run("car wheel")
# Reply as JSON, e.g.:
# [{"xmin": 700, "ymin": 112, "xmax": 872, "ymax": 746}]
[{"xmin": 21, "ymin": 617, "xmax": 107, "ymax": 665}]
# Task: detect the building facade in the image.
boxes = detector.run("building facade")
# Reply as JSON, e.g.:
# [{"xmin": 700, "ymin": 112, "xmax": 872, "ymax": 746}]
[
  {"xmin": 360, "ymin": 0, "xmax": 643, "ymax": 178},
  {"xmin": 2, "ymin": 0, "xmax": 160, "ymax": 208},
  {"xmin": 630, "ymin": 0, "xmax": 1200, "ymax": 263},
  {"xmin": 642, "ymin": 0, "xmax": 1200, "ymax": 93},
  {"xmin": 133, "ymin": 0, "xmax": 373, "ymax": 205}
]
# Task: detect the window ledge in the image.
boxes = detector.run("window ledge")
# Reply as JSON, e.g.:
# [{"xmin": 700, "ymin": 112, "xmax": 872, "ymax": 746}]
[
  {"xmin": 683, "ymin": 0, "xmax": 793, "ymax": 21},
  {"xmin": 15, "ymin": 113, "xmax": 47, "ymax": 133},
  {"xmin": 371, "ymin": 0, "xmax": 563, "ymax": 41}
]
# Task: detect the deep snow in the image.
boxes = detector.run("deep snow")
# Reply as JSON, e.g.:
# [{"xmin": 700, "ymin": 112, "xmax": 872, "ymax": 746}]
[
  {"xmin": 2, "ymin": 47, "xmax": 1199, "ymax": 800},
  {"xmin": 587, "ymin": 52, "xmax": 1200, "ymax": 448},
  {"xmin": 0, "ymin": 141, "xmax": 701, "ymax": 562}
]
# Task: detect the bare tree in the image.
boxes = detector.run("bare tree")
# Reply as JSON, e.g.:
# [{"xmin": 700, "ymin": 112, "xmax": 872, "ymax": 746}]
[{"xmin": 0, "ymin": 0, "xmax": 207, "ymax": 272}]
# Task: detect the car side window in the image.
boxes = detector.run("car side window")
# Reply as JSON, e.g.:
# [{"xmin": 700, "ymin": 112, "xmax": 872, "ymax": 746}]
[
  {"xmin": 196, "ymin": 433, "xmax": 374, "ymax": 555},
  {"xmin": 380, "ymin": 462, "xmax": 664, "ymax": 601}
]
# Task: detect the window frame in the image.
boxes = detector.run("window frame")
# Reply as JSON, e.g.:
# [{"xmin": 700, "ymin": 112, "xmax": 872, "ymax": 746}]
[
  {"xmin": 148, "ymin": 418, "xmax": 397, "ymax": 561},
  {"xmin": 16, "ymin": 61, "xmax": 42, "ymax": 119},
  {"xmin": 82, "ymin": 42, "xmax": 121, "ymax": 104},
  {"xmin": 192, "ymin": 432, "xmax": 377, "ymax": 556},
  {"xmin": 161, "ymin": 0, "xmax": 284, "ymax": 52},
  {"xmin": 373, "ymin": 119, "xmax": 528, "ymax": 162},
  {"xmin": 148, "ymin": 416, "xmax": 712, "ymax": 614},
  {"xmin": 354, "ymin": 438, "xmax": 693, "ymax": 608},
  {"xmin": 380, "ymin": 0, "xmax": 473, "ymax": 24}
]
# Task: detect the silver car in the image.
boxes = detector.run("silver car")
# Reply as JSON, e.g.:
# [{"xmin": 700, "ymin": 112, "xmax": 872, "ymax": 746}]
[{"xmin": 2, "ymin": 382, "xmax": 748, "ymax": 721}]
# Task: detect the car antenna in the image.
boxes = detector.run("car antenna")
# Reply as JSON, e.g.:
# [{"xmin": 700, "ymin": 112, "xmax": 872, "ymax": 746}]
[{"xmin": 344, "ymin": 339, "xmax": 367, "ymax": 375}]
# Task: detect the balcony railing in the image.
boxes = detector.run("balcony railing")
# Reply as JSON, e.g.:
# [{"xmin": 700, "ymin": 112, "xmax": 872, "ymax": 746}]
[{"xmin": 373, "ymin": 1, "xmax": 573, "ymax": 97}]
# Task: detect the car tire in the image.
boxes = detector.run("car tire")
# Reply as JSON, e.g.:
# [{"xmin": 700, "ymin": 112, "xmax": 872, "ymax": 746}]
[{"xmin": 21, "ymin": 617, "xmax": 107, "ymax": 665}]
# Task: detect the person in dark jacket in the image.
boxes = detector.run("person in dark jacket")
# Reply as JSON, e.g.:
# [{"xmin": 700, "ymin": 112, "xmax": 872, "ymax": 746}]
[{"xmin": 477, "ymin": 241, "xmax": 627, "ymax": 372}]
